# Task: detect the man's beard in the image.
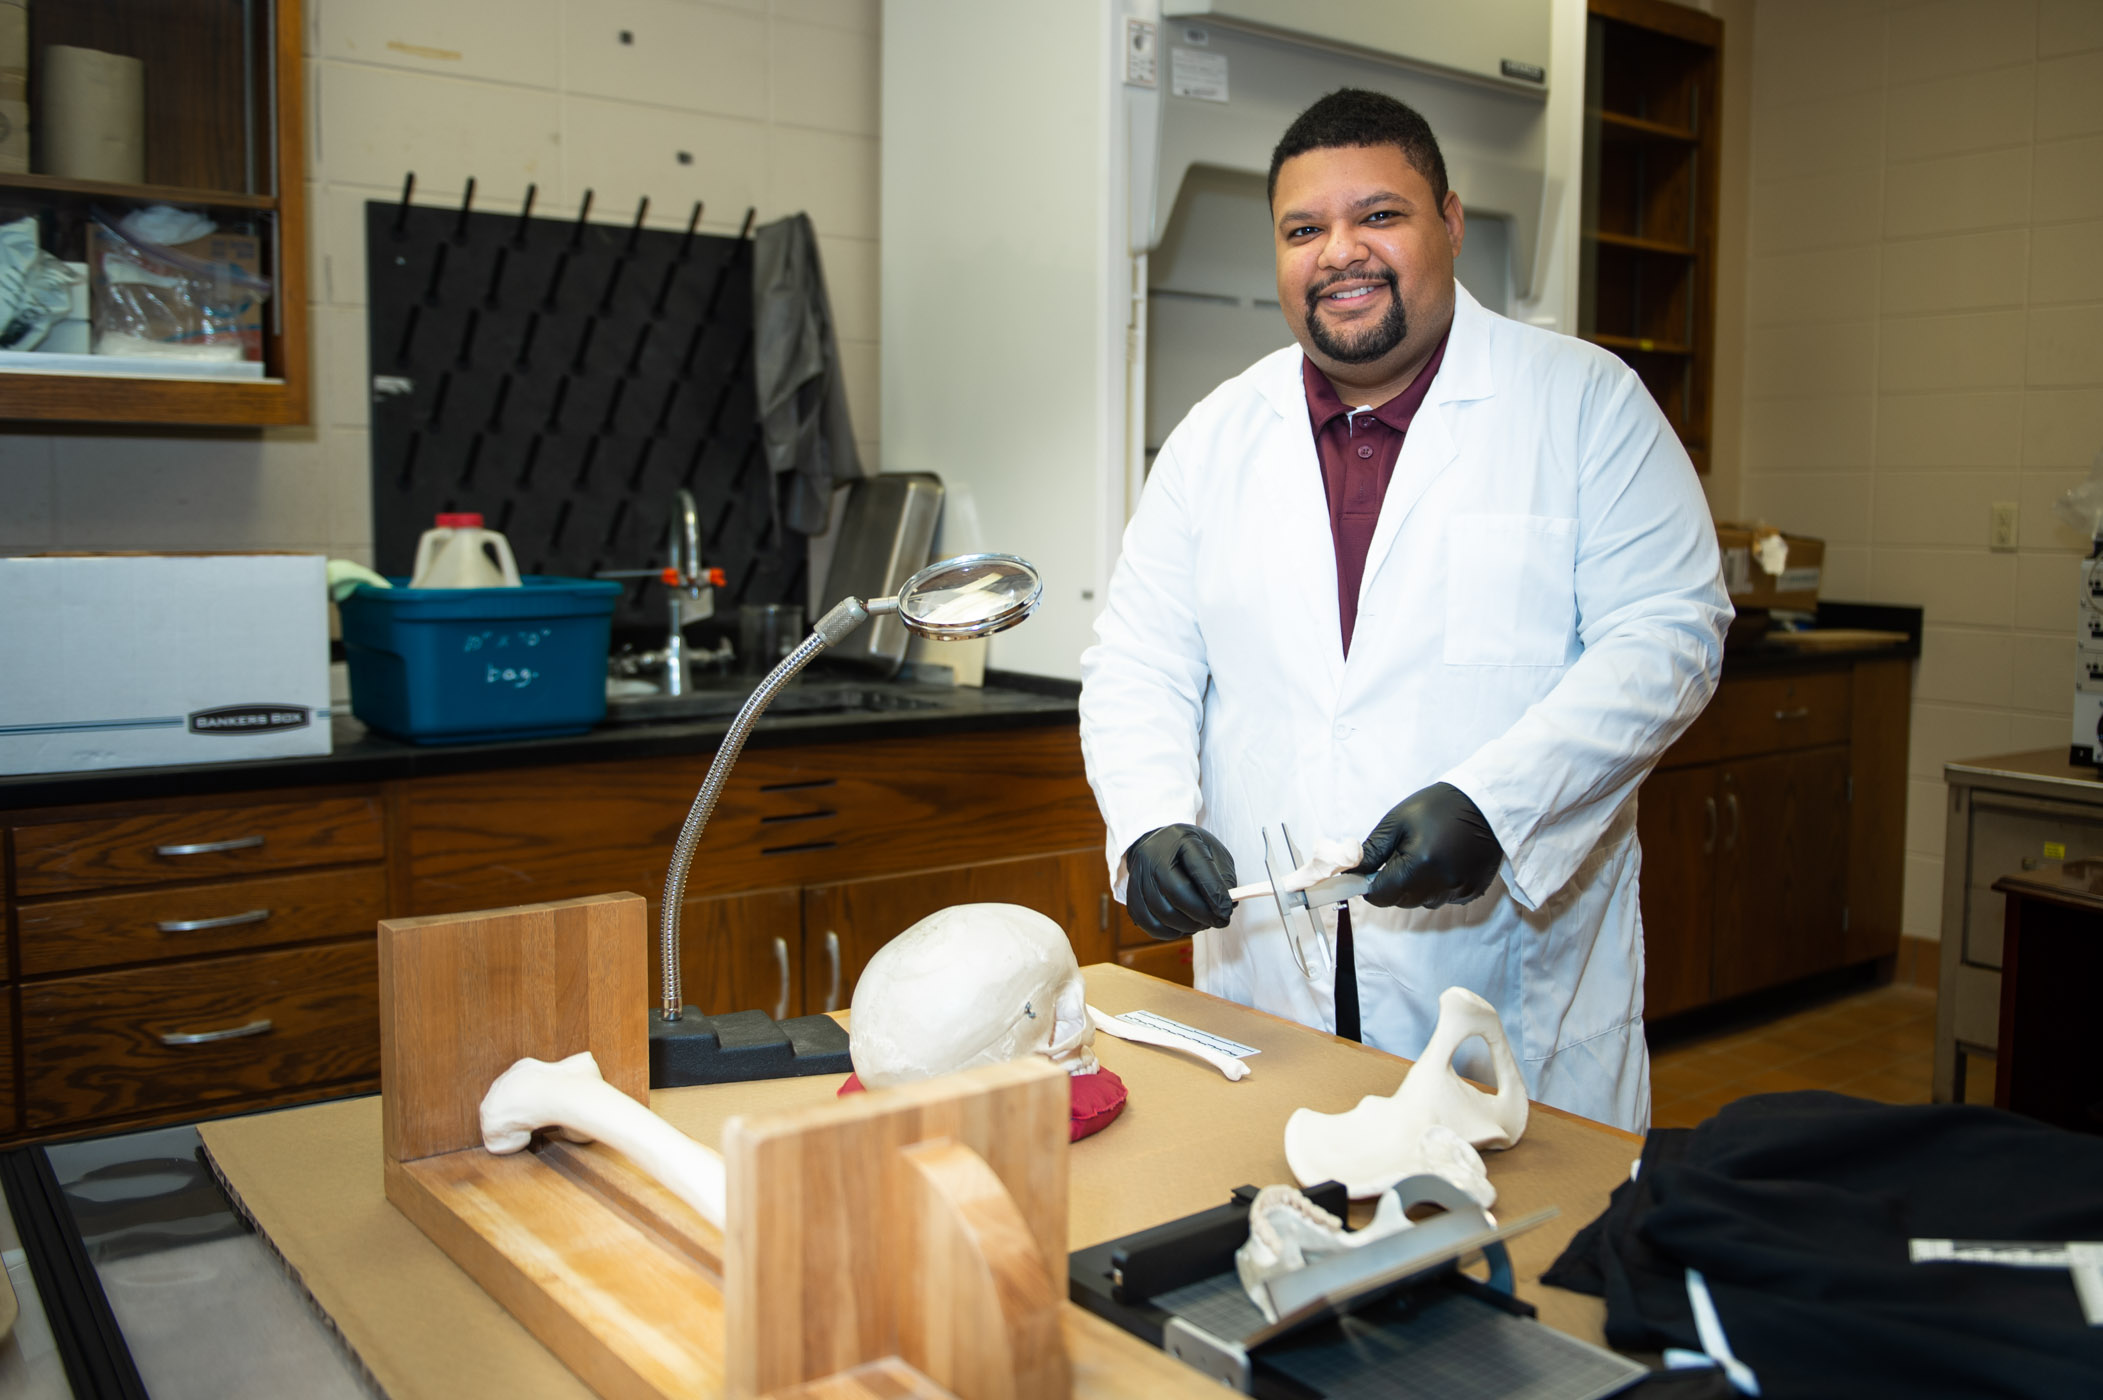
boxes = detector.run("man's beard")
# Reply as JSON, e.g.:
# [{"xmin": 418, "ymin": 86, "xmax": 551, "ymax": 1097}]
[{"xmin": 1305, "ymin": 270, "xmax": 1407, "ymax": 364}]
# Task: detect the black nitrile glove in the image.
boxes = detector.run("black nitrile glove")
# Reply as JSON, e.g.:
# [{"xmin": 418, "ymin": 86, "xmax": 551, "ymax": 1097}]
[
  {"xmin": 1124, "ymin": 824, "xmax": 1238, "ymax": 940},
  {"xmin": 1353, "ymin": 783, "xmax": 1502, "ymax": 909}
]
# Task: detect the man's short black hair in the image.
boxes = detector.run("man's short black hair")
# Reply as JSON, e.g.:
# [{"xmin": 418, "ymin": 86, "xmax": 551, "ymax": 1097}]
[{"xmin": 1267, "ymin": 88, "xmax": 1450, "ymax": 210}]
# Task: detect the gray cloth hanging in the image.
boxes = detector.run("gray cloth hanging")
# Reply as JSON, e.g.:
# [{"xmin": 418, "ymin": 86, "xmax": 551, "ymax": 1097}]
[{"xmin": 753, "ymin": 213, "xmax": 865, "ymax": 534}]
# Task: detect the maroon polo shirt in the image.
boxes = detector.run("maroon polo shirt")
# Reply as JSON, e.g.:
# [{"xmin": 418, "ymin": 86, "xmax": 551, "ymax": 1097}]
[{"xmin": 1301, "ymin": 330, "xmax": 1449, "ymax": 655}]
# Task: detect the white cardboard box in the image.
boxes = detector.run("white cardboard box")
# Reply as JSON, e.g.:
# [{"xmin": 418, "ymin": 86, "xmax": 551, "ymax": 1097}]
[{"xmin": 0, "ymin": 553, "xmax": 333, "ymax": 775}]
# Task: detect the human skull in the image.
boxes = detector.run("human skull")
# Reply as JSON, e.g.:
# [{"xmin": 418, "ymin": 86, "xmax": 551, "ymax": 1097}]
[{"xmin": 849, "ymin": 903, "xmax": 1098, "ymax": 1088}]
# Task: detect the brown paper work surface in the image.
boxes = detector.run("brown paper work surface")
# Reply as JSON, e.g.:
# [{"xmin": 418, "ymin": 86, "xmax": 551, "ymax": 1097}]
[{"xmin": 199, "ymin": 964, "xmax": 1632, "ymax": 1398}]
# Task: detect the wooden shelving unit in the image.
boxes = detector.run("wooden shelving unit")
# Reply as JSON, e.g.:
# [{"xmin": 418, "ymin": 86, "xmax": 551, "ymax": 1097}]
[
  {"xmin": 0, "ymin": 0, "xmax": 307, "ymax": 426},
  {"xmin": 1579, "ymin": 0, "xmax": 1721, "ymax": 473}
]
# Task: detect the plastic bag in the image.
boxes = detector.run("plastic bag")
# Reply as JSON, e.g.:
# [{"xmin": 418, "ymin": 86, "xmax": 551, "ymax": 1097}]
[
  {"xmin": 88, "ymin": 209, "xmax": 271, "ymax": 361},
  {"xmin": 2053, "ymin": 450, "xmax": 2103, "ymax": 547}
]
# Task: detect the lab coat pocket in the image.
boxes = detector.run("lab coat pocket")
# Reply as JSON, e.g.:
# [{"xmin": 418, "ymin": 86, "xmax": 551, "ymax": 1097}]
[{"xmin": 1442, "ymin": 514, "xmax": 1578, "ymax": 666}]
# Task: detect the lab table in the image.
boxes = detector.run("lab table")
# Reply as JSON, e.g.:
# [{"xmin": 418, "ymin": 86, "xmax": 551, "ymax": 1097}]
[{"xmin": 2, "ymin": 968, "xmax": 1643, "ymax": 1398}]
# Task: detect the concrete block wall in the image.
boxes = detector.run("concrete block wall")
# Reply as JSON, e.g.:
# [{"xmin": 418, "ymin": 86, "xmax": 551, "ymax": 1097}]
[
  {"xmin": 0, "ymin": 0, "xmax": 881, "ymax": 561},
  {"xmin": 1734, "ymin": 0, "xmax": 2103, "ymax": 940}
]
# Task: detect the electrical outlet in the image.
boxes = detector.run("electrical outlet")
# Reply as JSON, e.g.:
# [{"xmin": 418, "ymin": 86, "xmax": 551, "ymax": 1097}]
[{"xmin": 1991, "ymin": 501, "xmax": 2019, "ymax": 552}]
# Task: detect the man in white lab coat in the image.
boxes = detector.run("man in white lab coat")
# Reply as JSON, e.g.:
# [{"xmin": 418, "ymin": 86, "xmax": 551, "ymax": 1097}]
[{"xmin": 1078, "ymin": 90, "xmax": 1730, "ymax": 1131}]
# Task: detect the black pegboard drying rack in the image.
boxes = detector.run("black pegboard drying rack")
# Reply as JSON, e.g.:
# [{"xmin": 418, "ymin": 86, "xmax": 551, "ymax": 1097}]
[{"xmin": 366, "ymin": 175, "xmax": 804, "ymax": 642}]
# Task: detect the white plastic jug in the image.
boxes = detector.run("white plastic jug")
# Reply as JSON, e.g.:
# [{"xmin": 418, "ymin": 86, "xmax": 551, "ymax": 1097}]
[{"xmin": 409, "ymin": 513, "xmax": 522, "ymax": 589}]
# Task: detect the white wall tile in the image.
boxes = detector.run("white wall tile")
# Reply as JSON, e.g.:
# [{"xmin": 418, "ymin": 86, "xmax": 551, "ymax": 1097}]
[
  {"xmin": 1902, "ymin": 851, "xmax": 1944, "ymax": 937},
  {"xmin": 1873, "ymin": 469, "xmax": 2019, "ymax": 546},
  {"xmin": 773, "ymin": 0, "xmax": 878, "ymax": 34},
  {"xmin": 766, "ymin": 127, "xmax": 879, "ymax": 240},
  {"xmin": 561, "ymin": 98, "xmax": 766, "ymax": 226},
  {"xmin": 1751, "ymin": 92, "xmax": 1883, "ymax": 182},
  {"xmin": 1914, "ymin": 624, "xmax": 2014, "ymax": 705},
  {"xmin": 1878, "ymin": 310, "xmax": 2027, "ymax": 391},
  {"xmin": 2015, "ymin": 549, "xmax": 2080, "ymax": 628},
  {"xmin": 317, "ymin": 61, "xmax": 563, "ymax": 194},
  {"xmin": 1741, "ymin": 394, "xmax": 1876, "ymax": 470},
  {"xmin": 817, "ymin": 235, "xmax": 878, "ymax": 344},
  {"xmin": 324, "ymin": 427, "xmax": 374, "ymax": 552},
  {"xmin": 2040, "ymin": 0, "xmax": 2103, "ymax": 56},
  {"xmin": 2034, "ymin": 136, "xmax": 2103, "ymax": 222},
  {"xmin": 2008, "ymin": 712, "xmax": 2072, "ymax": 753},
  {"xmin": 1822, "ymin": 543, "xmax": 1874, "ymax": 597},
  {"xmin": 2031, "ymin": 220, "xmax": 2103, "ymax": 305},
  {"xmin": 315, "ymin": 304, "xmax": 374, "ymax": 432},
  {"xmin": 1884, "ymin": 147, "xmax": 2031, "ymax": 238},
  {"xmin": 1738, "ymin": 470, "xmax": 1873, "ymax": 542},
  {"xmin": 2023, "ymin": 387, "xmax": 2103, "ymax": 467},
  {"xmin": 1878, "ymin": 228, "xmax": 2028, "ymax": 315},
  {"xmin": 1747, "ymin": 320, "xmax": 1877, "ymax": 398},
  {"xmin": 1907, "ymin": 776, "xmax": 1950, "ymax": 856},
  {"xmin": 769, "ymin": 20, "xmax": 879, "ymax": 136},
  {"xmin": 2027, "ymin": 304, "xmax": 2103, "ymax": 387},
  {"xmin": 1869, "ymin": 546, "xmax": 2017, "ymax": 624},
  {"xmin": 2036, "ymin": 50, "xmax": 2103, "ymax": 139},
  {"xmin": 51, "ymin": 433, "xmax": 332, "ymax": 550},
  {"xmin": 1752, "ymin": 0, "xmax": 1887, "ymax": 109},
  {"xmin": 1746, "ymin": 246, "xmax": 1880, "ymax": 325},
  {"xmin": 1908, "ymin": 699, "xmax": 2014, "ymax": 779},
  {"xmin": 1886, "ymin": 0, "xmax": 2037, "ymax": 84},
  {"xmin": 2018, "ymin": 469, "xmax": 2093, "ymax": 551},
  {"xmin": 563, "ymin": 0, "xmax": 768, "ymax": 122},
  {"xmin": 1883, "ymin": 64, "xmax": 2035, "ymax": 163},
  {"xmin": 1877, "ymin": 390, "xmax": 2023, "ymax": 467},
  {"xmin": 2011, "ymin": 630, "xmax": 2075, "ymax": 712},
  {"xmin": 318, "ymin": 0, "xmax": 562, "ymax": 89},
  {"xmin": 0, "ymin": 434, "xmax": 55, "ymax": 549},
  {"xmin": 1750, "ymin": 171, "xmax": 1884, "ymax": 254}
]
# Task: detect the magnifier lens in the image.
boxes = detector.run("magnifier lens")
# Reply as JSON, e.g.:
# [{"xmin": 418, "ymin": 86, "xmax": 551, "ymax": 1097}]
[{"xmin": 897, "ymin": 554, "xmax": 1042, "ymax": 638}]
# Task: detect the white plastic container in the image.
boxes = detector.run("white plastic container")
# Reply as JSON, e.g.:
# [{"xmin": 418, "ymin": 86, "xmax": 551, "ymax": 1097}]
[{"xmin": 409, "ymin": 512, "xmax": 521, "ymax": 589}]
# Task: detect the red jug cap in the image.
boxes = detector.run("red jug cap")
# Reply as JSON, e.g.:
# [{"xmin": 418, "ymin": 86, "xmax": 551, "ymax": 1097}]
[{"xmin": 434, "ymin": 512, "xmax": 484, "ymax": 528}]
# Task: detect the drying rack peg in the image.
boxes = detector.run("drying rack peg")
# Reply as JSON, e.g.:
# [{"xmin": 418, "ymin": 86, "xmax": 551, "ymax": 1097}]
[
  {"xmin": 454, "ymin": 308, "xmax": 481, "ymax": 366},
  {"xmin": 598, "ymin": 379, "xmax": 629, "ymax": 434},
  {"xmin": 459, "ymin": 432, "xmax": 485, "ymax": 487},
  {"xmin": 571, "ymin": 316, "xmax": 599, "ymax": 373},
  {"xmin": 626, "ymin": 196, "xmax": 650, "ymax": 253},
  {"xmin": 421, "ymin": 243, "xmax": 451, "ymax": 305},
  {"xmin": 512, "ymin": 183, "xmax": 539, "ymax": 245},
  {"xmin": 453, "ymin": 176, "xmax": 478, "ymax": 241},
  {"xmin": 544, "ymin": 375, "xmax": 571, "ymax": 433},
  {"xmin": 515, "ymin": 311, "xmax": 541, "ymax": 368},
  {"xmin": 486, "ymin": 373, "xmax": 513, "ymax": 430},
  {"xmin": 426, "ymin": 371, "xmax": 453, "ymax": 427},
  {"xmin": 482, "ymin": 246, "xmax": 510, "ymax": 307},
  {"xmin": 625, "ymin": 437, "xmax": 656, "ymax": 492},
  {"xmin": 570, "ymin": 188, "xmax": 596, "ymax": 248},
  {"xmin": 392, "ymin": 172, "xmax": 416, "ymax": 235},
  {"xmin": 542, "ymin": 250, "xmax": 573, "ymax": 307},
  {"xmin": 737, "ymin": 207, "xmax": 756, "ymax": 239},
  {"xmin": 598, "ymin": 257, "xmax": 627, "ymax": 312},
  {"xmin": 394, "ymin": 304, "xmax": 422, "ymax": 365},
  {"xmin": 679, "ymin": 201, "xmax": 704, "ymax": 259},
  {"xmin": 625, "ymin": 324, "xmax": 654, "ymax": 376},
  {"xmin": 571, "ymin": 435, "xmax": 602, "ymax": 490}
]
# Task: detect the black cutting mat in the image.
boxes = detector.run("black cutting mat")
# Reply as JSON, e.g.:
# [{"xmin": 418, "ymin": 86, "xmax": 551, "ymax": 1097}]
[{"xmin": 365, "ymin": 186, "xmax": 805, "ymax": 639}]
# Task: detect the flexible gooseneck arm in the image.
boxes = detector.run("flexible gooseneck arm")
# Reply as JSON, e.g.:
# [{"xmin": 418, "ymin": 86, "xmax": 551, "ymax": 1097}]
[{"xmin": 657, "ymin": 595, "xmax": 877, "ymax": 1021}]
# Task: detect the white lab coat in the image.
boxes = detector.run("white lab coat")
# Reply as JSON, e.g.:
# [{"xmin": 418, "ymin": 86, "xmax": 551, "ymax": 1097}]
[{"xmin": 1079, "ymin": 284, "xmax": 1730, "ymax": 1131}]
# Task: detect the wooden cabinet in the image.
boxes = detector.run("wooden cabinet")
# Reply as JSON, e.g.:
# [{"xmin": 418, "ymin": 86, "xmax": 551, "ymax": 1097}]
[
  {"xmin": 1638, "ymin": 657, "xmax": 1910, "ymax": 1019},
  {"xmin": 1, "ymin": 0, "xmax": 309, "ymax": 425},
  {"xmin": 1580, "ymin": 0, "xmax": 1722, "ymax": 471}
]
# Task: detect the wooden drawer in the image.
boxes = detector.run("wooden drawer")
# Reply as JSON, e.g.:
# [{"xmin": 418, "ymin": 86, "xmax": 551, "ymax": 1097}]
[
  {"xmin": 17, "ymin": 867, "xmax": 389, "ymax": 977},
  {"xmin": 21, "ymin": 941, "xmax": 379, "ymax": 1129},
  {"xmin": 1664, "ymin": 671, "xmax": 1852, "ymax": 768},
  {"xmin": 13, "ymin": 796, "xmax": 386, "ymax": 897},
  {"xmin": 0, "ymin": 995, "xmax": 15, "ymax": 1136},
  {"xmin": 1117, "ymin": 939, "xmax": 1195, "ymax": 986}
]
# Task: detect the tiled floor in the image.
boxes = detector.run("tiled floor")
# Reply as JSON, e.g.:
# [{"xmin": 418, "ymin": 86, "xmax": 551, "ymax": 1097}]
[{"xmin": 1650, "ymin": 981, "xmax": 1946, "ymax": 1130}]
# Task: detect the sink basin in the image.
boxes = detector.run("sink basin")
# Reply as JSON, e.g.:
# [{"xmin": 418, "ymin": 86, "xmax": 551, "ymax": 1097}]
[{"xmin": 601, "ymin": 681, "xmax": 947, "ymax": 726}]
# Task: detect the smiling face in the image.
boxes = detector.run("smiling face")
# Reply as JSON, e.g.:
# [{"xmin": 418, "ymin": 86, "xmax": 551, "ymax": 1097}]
[{"xmin": 1272, "ymin": 143, "xmax": 1465, "ymax": 403}]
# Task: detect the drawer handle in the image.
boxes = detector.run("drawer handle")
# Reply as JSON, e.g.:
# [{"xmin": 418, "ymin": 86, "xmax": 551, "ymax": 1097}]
[
  {"xmin": 1703, "ymin": 796, "xmax": 1717, "ymax": 855},
  {"xmin": 771, "ymin": 936, "xmax": 791, "ymax": 1021},
  {"xmin": 1774, "ymin": 707, "xmax": 1811, "ymax": 721},
  {"xmin": 1723, "ymin": 792, "xmax": 1741, "ymax": 851},
  {"xmin": 822, "ymin": 930, "xmax": 842, "ymax": 1013},
  {"xmin": 157, "ymin": 908, "xmax": 272, "ymax": 934},
  {"xmin": 158, "ymin": 1018, "xmax": 274, "ymax": 1047},
  {"xmin": 155, "ymin": 835, "xmax": 266, "ymax": 858}
]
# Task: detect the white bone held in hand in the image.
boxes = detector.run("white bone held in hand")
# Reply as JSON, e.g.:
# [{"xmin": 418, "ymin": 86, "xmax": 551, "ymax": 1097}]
[
  {"xmin": 1086, "ymin": 1005, "xmax": 1249, "ymax": 1081},
  {"xmin": 1282, "ymin": 986, "xmax": 1528, "ymax": 1206},
  {"xmin": 1228, "ymin": 837, "xmax": 1367, "ymax": 903},
  {"xmin": 480, "ymin": 1051, "xmax": 726, "ymax": 1229}
]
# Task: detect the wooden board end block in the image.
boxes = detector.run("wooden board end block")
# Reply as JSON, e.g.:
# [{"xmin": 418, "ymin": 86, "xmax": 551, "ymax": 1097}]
[
  {"xmin": 724, "ymin": 1057, "xmax": 1072, "ymax": 1400},
  {"xmin": 379, "ymin": 892, "xmax": 649, "ymax": 1163}
]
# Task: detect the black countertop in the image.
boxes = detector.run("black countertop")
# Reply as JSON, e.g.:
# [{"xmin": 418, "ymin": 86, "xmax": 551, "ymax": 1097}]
[{"xmin": 0, "ymin": 670, "xmax": 1082, "ymax": 812}]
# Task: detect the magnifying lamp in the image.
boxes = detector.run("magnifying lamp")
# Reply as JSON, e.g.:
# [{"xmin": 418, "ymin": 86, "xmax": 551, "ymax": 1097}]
[{"xmin": 649, "ymin": 553, "xmax": 1044, "ymax": 1086}]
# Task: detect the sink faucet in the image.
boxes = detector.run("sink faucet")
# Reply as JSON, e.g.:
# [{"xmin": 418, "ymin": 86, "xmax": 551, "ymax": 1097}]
[{"xmin": 597, "ymin": 488, "xmax": 725, "ymax": 696}]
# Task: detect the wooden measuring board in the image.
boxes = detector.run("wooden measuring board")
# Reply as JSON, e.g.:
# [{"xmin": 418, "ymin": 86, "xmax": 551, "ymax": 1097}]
[{"xmin": 377, "ymin": 892, "xmax": 1076, "ymax": 1400}]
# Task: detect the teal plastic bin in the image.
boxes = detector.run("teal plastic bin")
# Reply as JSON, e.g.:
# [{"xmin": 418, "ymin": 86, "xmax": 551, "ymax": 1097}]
[{"xmin": 339, "ymin": 577, "xmax": 621, "ymax": 744}]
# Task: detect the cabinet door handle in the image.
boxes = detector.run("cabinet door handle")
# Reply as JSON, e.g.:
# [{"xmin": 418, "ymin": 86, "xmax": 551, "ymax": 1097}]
[
  {"xmin": 155, "ymin": 835, "xmax": 266, "ymax": 857},
  {"xmin": 1723, "ymin": 792, "xmax": 1741, "ymax": 851},
  {"xmin": 771, "ymin": 936, "xmax": 790, "ymax": 1021},
  {"xmin": 1702, "ymin": 796, "xmax": 1717, "ymax": 855},
  {"xmin": 822, "ymin": 930, "xmax": 842, "ymax": 1013},
  {"xmin": 1774, "ymin": 707, "xmax": 1811, "ymax": 721},
  {"xmin": 157, "ymin": 908, "xmax": 272, "ymax": 934},
  {"xmin": 159, "ymin": 1018, "xmax": 273, "ymax": 1047}
]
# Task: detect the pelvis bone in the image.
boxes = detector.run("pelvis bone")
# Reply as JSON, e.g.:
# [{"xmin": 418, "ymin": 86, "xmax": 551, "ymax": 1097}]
[
  {"xmin": 1282, "ymin": 986, "xmax": 1527, "ymax": 1206},
  {"xmin": 481, "ymin": 1050, "xmax": 727, "ymax": 1229},
  {"xmin": 849, "ymin": 903, "xmax": 1098, "ymax": 1088}
]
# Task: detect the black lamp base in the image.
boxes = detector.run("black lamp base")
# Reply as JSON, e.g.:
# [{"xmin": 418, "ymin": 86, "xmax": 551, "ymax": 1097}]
[{"xmin": 646, "ymin": 1006, "xmax": 854, "ymax": 1087}]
